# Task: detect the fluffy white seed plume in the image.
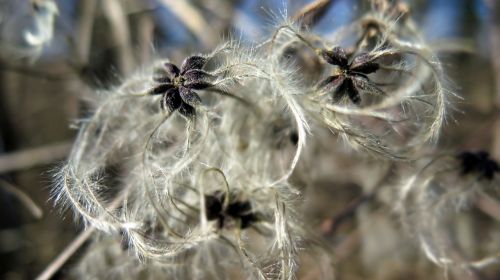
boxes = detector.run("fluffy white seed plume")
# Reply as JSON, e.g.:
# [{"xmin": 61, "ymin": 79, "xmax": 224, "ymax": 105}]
[
  {"xmin": 52, "ymin": 41, "xmax": 323, "ymax": 279},
  {"xmin": 265, "ymin": 3, "xmax": 451, "ymax": 159},
  {"xmin": 395, "ymin": 151, "xmax": 500, "ymax": 271},
  {"xmin": 51, "ymin": 1, "xmax": 459, "ymax": 278}
]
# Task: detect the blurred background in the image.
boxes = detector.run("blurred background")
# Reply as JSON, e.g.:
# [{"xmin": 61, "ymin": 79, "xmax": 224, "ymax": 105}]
[{"xmin": 0, "ymin": 0, "xmax": 498, "ymax": 279}]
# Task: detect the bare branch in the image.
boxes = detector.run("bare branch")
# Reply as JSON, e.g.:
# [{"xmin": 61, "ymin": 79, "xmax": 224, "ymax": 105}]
[
  {"xmin": 0, "ymin": 141, "xmax": 72, "ymax": 174},
  {"xmin": 158, "ymin": 0, "xmax": 216, "ymax": 47},
  {"xmin": 101, "ymin": 0, "xmax": 135, "ymax": 75},
  {"xmin": 35, "ymin": 227, "xmax": 95, "ymax": 280},
  {"xmin": 0, "ymin": 179, "xmax": 43, "ymax": 219},
  {"xmin": 292, "ymin": 0, "xmax": 336, "ymax": 27},
  {"xmin": 476, "ymin": 192, "xmax": 500, "ymax": 222},
  {"xmin": 74, "ymin": 0, "xmax": 97, "ymax": 65},
  {"xmin": 35, "ymin": 190, "xmax": 129, "ymax": 280}
]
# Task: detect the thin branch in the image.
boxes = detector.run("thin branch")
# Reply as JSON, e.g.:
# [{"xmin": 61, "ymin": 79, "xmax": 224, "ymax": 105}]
[
  {"xmin": 35, "ymin": 190, "xmax": 129, "ymax": 280},
  {"xmin": 0, "ymin": 61, "xmax": 76, "ymax": 81},
  {"xmin": 158, "ymin": 0, "xmax": 216, "ymax": 48},
  {"xmin": 321, "ymin": 164, "xmax": 395, "ymax": 236},
  {"xmin": 0, "ymin": 141, "xmax": 72, "ymax": 174},
  {"xmin": 35, "ymin": 227, "xmax": 95, "ymax": 280},
  {"xmin": 136, "ymin": 12, "xmax": 155, "ymax": 64},
  {"xmin": 488, "ymin": 0, "xmax": 500, "ymax": 109},
  {"xmin": 74, "ymin": 0, "xmax": 97, "ymax": 66},
  {"xmin": 476, "ymin": 192, "xmax": 500, "ymax": 222},
  {"xmin": 326, "ymin": 192, "xmax": 373, "ymax": 236},
  {"xmin": 0, "ymin": 179, "xmax": 43, "ymax": 219},
  {"xmin": 101, "ymin": 0, "xmax": 135, "ymax": 76},
  {"xmin": 292, "ymin": 0, "xmax": 336, "ymax": 27}
]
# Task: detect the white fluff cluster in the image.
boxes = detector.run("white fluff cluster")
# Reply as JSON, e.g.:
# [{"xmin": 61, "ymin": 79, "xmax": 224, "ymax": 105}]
[
  {"xmin": 53, "ymin": 2, "xmax": 460, "ymax": 279},
  {"xmin": 53, "ymin": 42, "xmax": 309, "ymax": 279},
  {"xmin": 396, "ymin": 152, "xmax": 500, "ymax": 271},
  {"xmin": 268, "ymin": 7, "xmax": 451, "ymax": 159}
]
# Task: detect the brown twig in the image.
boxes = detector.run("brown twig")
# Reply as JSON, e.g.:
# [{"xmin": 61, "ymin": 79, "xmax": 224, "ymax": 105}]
[
  {"xmin": 476, "ymin": 192, "xmax": 500, "ymax": 222},
  {"xmin": 0, "ymin": 179, "xmax": 43, "ymax": 219},
  {"xmin": 326, "ymin": 193, "xmax": 374, "ymax": 235},
  {"xmin": 321, "ymin": 164, "xmax": 395, "ymax": 236},
  {"xmin": 74, "ymin": 0, "xmax": 97, "ymax": 66},
  {"xmin": 292, "ymin": 0, "xmax": 336, "ymax": 27},
  {"xmin": 158, "ymin": 0, "xmax": 216, "ymax": 48},
  {"xmin": 0, "ymin": 61, "xmax": 76, "ymax": 81},
  {"xmin": 101, "ymin": 0, "xmax": 134, "ymax": 76},
  {"xmin": 487, "ymin": 0, "xmax": 500, "ymax": 109},
  {"xmin": 136, "ymin": 13, "xmax": 155, "ymax": 64},
  {"xmin": 35, "ymin": 190, "xmax": 129, "ymax": 280},
  {"xmin": 35, "ymin": 227, "xmax": 95, "ymax": 280},
  {"xmin": 0, "ymin": 141, "xmax": 72, "ymax": 174}
]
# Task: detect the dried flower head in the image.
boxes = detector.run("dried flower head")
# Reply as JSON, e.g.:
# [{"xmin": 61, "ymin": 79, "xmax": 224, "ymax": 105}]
[
  {"xmin": 317, "ymin": 46, "xmax": 383, "ymax": 104},
  {"xmin": 458, "ymin": 151, "xmax": 500, "ymax": 181},
  {"xmin": 51, "ymin": 1, "xmax": 463, "ymax": 279},
  {"xmin": 266, "ymin": 8, "xmax": 452, "ymax": 159},
  {"xmin": 51, "ymin": 38, "xmax": 326, "ymax": 279},
  {"xmin": 149, "ymin": 56, "xmax": 212, "ymax": 118},
  {"xmin": 396, "ymin": 151, "xmax": 500, "ymax": 270},
  {"xmin": 204, "ymin": 190, "xmax": 261, "ymax": 229}
]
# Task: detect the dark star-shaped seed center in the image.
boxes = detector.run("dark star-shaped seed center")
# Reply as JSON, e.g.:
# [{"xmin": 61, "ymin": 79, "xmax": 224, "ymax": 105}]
[
  {"xmin": 204, "ymin": 190, "xmax": 260, "ymax": 229},
  {"xmin": 316, "ymin": 46, "xmax": 384, "ymax": 104},
  {"xmin": 148, "ymin": 55, "xmax": 213, "ymax": 118},
  {"xmin": 458, "ymin": 151, "xmax": 500, "ymax": 181}
]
